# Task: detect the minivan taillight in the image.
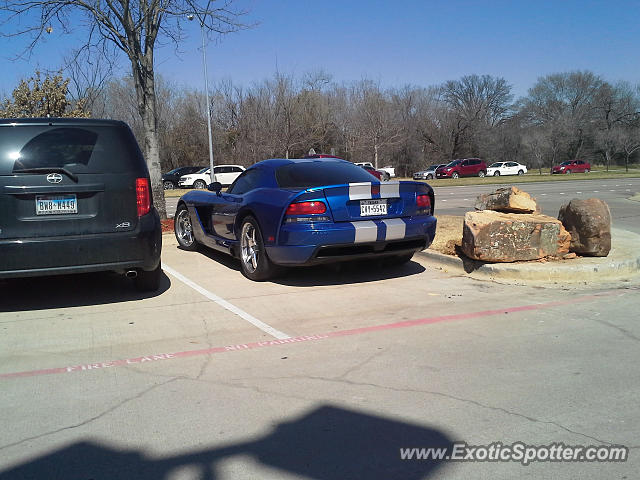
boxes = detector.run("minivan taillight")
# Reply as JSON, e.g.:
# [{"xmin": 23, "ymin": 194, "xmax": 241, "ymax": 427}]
[{"xmin": 136, "ymin": 178, "xmax": 151, "ymax": 217}]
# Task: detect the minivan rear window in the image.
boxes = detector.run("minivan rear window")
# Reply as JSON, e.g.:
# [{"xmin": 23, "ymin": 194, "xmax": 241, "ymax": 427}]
[
  {"xmin": 0, "ymin": 125, "xmax": 143, "ymax": 175},
  {"xmin": 276, "ymin": 161, "xmax": 376, "ymax": 189}
]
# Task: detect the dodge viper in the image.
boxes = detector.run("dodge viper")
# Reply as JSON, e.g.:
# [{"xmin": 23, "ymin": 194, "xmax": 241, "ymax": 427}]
[{"xmin": 174, "ymin": 157, "xmax": 437, "ymax": 280}]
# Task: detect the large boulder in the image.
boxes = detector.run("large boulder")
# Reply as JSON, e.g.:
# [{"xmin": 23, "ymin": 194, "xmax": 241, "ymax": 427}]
[
  {"xmin": 462, "ymin": 210, "xmax": 571, "ymax": 262},
  {"xmin": 558, "ymin": 198, "xmax": 611, "ymax": 257},
  {"xmin": 475, "ymin": 186, "xmax": 540, "ymax": 214}
]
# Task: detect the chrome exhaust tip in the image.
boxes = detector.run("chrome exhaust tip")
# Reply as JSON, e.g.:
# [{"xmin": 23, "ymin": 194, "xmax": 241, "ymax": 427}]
[{"xmin": 125, "ymin": 270, "xmax": 138, "ymax": 278}]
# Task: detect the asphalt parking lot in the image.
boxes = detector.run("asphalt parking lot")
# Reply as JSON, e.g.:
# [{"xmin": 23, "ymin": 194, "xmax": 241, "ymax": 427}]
[{"xmin": 2, "ymin": 180, "xmax": 640, "ymax": 479}]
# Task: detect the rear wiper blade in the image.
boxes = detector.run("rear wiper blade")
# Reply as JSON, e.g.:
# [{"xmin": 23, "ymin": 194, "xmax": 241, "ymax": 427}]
[{"xmin": 13, "ymin": 167, "xmax": 79, "ymax": 183}]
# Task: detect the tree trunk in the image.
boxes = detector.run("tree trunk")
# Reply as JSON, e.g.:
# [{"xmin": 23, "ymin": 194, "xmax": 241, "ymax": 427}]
[
  {"xmin": 143, "ymin": 101, "xmax": 166, "ymax": 219},
  {"xmin": 374, "ymin": 143, "xmax": 379, "ymax": 169},
  {"xmin": 131, "ymin": 53, "xmax": 166, "ymax": 220}
]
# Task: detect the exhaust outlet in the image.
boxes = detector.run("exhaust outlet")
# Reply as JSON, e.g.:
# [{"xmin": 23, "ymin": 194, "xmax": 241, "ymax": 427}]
[{"xmin": 125, "ymin": 270, "xmax": 138, "ymax": 278}]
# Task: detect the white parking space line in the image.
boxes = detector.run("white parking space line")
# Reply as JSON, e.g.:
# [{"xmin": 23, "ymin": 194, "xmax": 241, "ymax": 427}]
[
  {"xmin": 540, "ymin": 193, "xmax": 546, "ymax": 196},
  {"xmin": 576, "ymin": 191, "xmax": 582, "ymax": 194},
  {"xmin": 162, "ymin": 263, "xmax": 291, "ymax": 340}
]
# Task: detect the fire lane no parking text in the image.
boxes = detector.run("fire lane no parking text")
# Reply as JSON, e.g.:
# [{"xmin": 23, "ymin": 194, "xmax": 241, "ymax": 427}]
[{"xmin": 0, "ymin": 288, "xmax": 625, "ymax": 381}]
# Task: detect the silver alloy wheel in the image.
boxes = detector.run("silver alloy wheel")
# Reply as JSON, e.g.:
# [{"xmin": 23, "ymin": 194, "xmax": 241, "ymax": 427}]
[
  {"xmin": 494, "ymin": 171, "xmax": 500, "ymax": 176},
  {"xmin": 241, "ymin": 222, "xmax": 259, "ymax": 273},
  {"xmin": 176, "ymin": 209, "xmax": 194, "ymax": 246},
  {"xmin": 452, "ymin": 172, "xmax": 459, "ymax": 179},
  {"xmin": 163, "ymin": 181, "xmax": 175, "ymax": 190},
  {"xmin": 194, "ymin": 180, "xmax": 206, "ymax": 189}
]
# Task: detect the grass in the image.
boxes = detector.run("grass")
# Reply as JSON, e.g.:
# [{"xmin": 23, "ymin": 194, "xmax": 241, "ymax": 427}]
[
  {"xmin": 430, "ymin": 215, "xmax": 464, "ymax": 255},
  {"xmin": 164, "ymin": 188, "xmax": 194, "ymax": 198},
  {"xmin": 400, "ymin": 168, "xmax": 640, "ymax": 187},
  {"xmin": 162, "ymin": 168, "xmax": 639, "ymax": 196}
]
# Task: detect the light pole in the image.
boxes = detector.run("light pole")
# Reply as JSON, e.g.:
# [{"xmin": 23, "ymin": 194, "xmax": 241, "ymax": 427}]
[{"xmin": 188, "ymin": 14, "xmax": 215, "ymax": 183}]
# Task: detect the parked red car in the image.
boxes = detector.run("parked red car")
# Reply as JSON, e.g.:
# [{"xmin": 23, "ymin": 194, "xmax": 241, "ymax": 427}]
[
  {"xmin": 436, "ymin": 158, "xmax": 487, "ymax": 178},
  {"xmin": 360, "ymin": 164, "xmax": 384, "ymax": 180},
  {"xmin": 551, "ymin": 160, "xmax": 591, "ymax": 174}
]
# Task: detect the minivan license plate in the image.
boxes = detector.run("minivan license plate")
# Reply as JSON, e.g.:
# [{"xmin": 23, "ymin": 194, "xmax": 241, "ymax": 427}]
[
  {"xmin": 360, "ymin": 199, "xmax": 387, "ymax": 216},
  {"xmin": 36, "ymin": 195, "xmax": 78, "ymax": 215}
]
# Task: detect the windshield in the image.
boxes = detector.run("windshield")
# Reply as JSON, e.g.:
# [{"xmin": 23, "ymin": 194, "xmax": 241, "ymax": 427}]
[
  {"xmin": 560, "ymin": 161, "xmax": 572, "ymax": 166},
  {"xmin": 0, "ymin": 125, "xmax": 140, "ymax": 175},
  {"xmin": 197, "ymin": 167, "xmax": 209, "ymax": 174},
  {"xmin": 427, "ymin": 164, "xmax": 440, "ymax": 170},
  {"xmin": 489, "ymin": 163, "xmax": 502, "ymax": 168},
  {"xmin": 276, "ymin": 161, "xmax": 376, "ymax": 189},
  {"xmin": 446, "ymin": 160, "xmax": 461, "ymax": 167}
]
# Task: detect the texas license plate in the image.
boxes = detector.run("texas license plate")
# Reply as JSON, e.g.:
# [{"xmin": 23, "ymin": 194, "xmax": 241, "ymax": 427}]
[
  {"xmin": 35, "ymin": 195, "xmax": 78, "ymax": 215},
  {"xmin": 360, "ymin": 199, "xmax": 387, "ymax": 216}
]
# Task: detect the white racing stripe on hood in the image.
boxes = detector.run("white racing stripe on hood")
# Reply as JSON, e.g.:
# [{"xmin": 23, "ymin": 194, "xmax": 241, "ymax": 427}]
[
  {"xmin": 382, "ymin": 218, "xmax": 406, "ymax": 240},
  {"xmin": 348, "ymin": 182, "xmax": 372, "ymax": 200},
  {"xmin": 351, "ymin": 220, "xmax": 378, "ymax": 243}
]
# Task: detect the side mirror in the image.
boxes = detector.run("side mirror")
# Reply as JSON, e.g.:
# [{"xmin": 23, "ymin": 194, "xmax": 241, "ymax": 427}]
[{"xmin": 208, "ymin": 181, "xmax": 223, "ymax": 194}]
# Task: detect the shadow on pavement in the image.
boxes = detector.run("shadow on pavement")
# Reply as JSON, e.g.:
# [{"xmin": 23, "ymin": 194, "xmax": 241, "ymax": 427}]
[
  {"xmin": 184, "ymin": 244, "xmax": 426, "ymax": 286},
  {"xmin": 0, "ymin": 271, "xmax": 171, "ymax": 312},
  {"xmin": 0, "ymin": 405, "xmax": 452, "ymax": 480},
  {"xmin": 275, "ymin": 260, "xmax": 426, "ymax": 287}
]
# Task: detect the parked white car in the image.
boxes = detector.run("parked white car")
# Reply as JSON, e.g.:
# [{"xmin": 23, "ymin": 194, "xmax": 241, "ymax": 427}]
[
  {"xmin": 179, "ymin": 165, "xmax": 245, "ymax": 188},
  {"xmin": 379, "ymin": 166, "xmax": 396, "ymax": 178},
  {"xmin": 486, "ymin": 162, "xmax": 527, "ymax": 176}
]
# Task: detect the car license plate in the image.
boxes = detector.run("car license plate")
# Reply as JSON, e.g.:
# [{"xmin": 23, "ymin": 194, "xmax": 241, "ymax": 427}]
[
  {"xmin": 360, "ymin": 199, "xmax": 387, "ymax": 216},
  {"xmin": 35, "ymin": 195, "xmax": 78, "ymax": 215}
]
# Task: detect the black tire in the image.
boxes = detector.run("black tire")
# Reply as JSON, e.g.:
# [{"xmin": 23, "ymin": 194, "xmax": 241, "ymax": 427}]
[
  {"xmin": 193, "ymin": 179, "xmax": 207, "ymax": 189},
  {"xmin": 239, "ymin": 216, "xmax": 279, "ymax": 281},
  {"xmin": 134, "ymin": 264, "xmax": 161, "ymax": 292},
  {"xmin": 163, "ymin": 180, "xmax": 176, "ymax": 190},
  {"xmin": 426, "ymin": 173, "xmax": 433, "ymax": 180},
  {"xmin": 493, "ymin": 171, "xmax": 500, "ymax": 176},
  {"xmin": 478, "ymin": 170, "xmax": 486, "ymax": 178},
  {"xmin": 174, "ymin": 204, "xmax": 198, "ymax": 251},
  {"xmin": 452, "ymin": 172, "xmax": 460, "ymax": 179},
  {"xmin": 517, "ymin": 170, "xmax": 524, "ymax": 175}
]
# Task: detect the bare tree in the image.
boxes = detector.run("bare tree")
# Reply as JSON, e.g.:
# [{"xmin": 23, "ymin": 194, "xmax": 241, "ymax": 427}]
[
  {"xmin": 351, "ymin": 80, "xmax": 404, "ymax": 168},
  {"xmin": 0, "ymin": 0, "xmax": 247, "ymax": 219}
]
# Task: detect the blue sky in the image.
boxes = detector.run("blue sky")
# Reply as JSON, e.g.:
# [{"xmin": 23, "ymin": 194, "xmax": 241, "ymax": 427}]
[{"xmin": 1, "ymin": 0, "xmax": 638, "ymax": 99}]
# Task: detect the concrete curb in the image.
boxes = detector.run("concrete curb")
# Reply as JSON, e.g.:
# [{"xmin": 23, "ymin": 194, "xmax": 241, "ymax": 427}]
[{"xmin": 418, "ymin": 228, "xmax": 640, "ymax": 286}]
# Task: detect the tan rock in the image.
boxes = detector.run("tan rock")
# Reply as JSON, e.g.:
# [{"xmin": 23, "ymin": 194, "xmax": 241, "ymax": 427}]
[
  {"xmin": 462, "ymin": 210, "xmax": 571, "ymax": 262},
  {"xmin": 474, "ymin": 186, "xmax": 541, "ymax": 214},
  {"xmin": 558, "ymin": 198, "xmax": 611, "ymax": 257}
]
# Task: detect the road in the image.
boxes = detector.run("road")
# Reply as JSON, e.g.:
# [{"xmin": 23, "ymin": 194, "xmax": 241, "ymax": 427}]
[
  {"xmin": 433, "ymin": 177, "xmax": 640, "ymax": 233},
  {"xmin": 1, "ymin": 229, "xmax": 639, "ymax": 478},
  {"xmin": 165, "ymin": 178, "xmax": 640, "ymax": 233}
]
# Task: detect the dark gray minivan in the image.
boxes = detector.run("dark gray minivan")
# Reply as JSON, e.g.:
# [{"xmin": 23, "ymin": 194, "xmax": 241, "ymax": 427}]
[{"xmin": 0, "ymin": 118, "xmax": 162, "ymax": 290}]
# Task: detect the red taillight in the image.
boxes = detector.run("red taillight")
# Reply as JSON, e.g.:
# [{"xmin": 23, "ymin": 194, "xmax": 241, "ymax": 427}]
[
  {"xmin": 417, "ymin": 194, "xmax": 431, "ymax": 209},
  {"xmin": 285, "ymin": 201, "xmax": 327, "ymax": 215},
  {"xmin": 136, "ymin": 178, "xmax": 151, "ymax": 217}
]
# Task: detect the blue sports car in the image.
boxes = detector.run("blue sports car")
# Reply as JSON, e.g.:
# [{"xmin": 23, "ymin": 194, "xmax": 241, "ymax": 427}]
[{"xmin": 174, "ymin": 158, "xmax": 437, "ymax": 280}]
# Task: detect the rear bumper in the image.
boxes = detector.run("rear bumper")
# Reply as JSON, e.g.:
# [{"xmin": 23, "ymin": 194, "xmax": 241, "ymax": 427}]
[
  {"xmin": 0, "ymin": 210, "xmax": 161, "ymax": 279},
  {"xmin": 266, "ymin": 216, "xmax": 437, "ymax": 265}
]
